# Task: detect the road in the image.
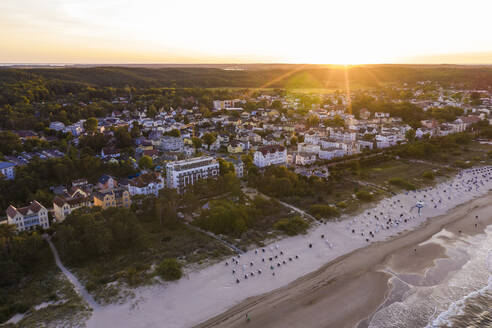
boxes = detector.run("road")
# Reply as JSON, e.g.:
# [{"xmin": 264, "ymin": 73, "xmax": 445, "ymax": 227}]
[{"xmin": 43, "ymin": 234, "xmax": 98, "ymax": 310}]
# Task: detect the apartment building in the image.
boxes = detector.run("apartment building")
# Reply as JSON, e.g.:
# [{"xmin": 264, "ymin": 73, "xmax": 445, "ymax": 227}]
[
  {"xmin": 166, "ymin": 156, "xmax": 219, "ymax": 191},
  {"xmin": 126, "ymin": 172, "xmax": 165, "ymax": 197},
  {"xmin": 253, "ymin": 145, "xmax": 287, "ymax": 168},
  {"xmin": 93, "ymin": 187, "xmax": 131, "ymax": 209},
  {"xmin": 6, "ymin": 201, "xmax": 49, "ymax": 232}
]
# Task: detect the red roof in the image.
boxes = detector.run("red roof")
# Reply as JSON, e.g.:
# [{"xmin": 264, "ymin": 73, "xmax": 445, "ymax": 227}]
[
  {"xmin": 258, "ymin": 145, "xmax": 285, "ymax": 155},
  {"xmin": 6, "ymin": 201, "xmax": 44, "ymax": 218}
]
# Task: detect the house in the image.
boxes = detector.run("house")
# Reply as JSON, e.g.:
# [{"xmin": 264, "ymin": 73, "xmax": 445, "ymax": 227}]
[
  {"xmin": 126, "ymin": 172, "xmax": 165, "ymax": 197},
  {"xmin": 93, "ymin": 187, "xmax": 131, "ymax": 209},
  {"xmin": 253, "ymin": 145, "xmax": 287, "ymax": 168},
  {"xmin": 359, "ymin": 108, "xmax": 371, "ymax": 120},
  {"xmin": 161, "ymin": 136, "xmax": 184, "ymax": 151},
  {"xmin": 166, "ymin": 156, "xmax": 220, "ymax": 191},
  {"xmin": 6, "ymin": 201, "xmax": 49, "ymax": 232},
  {"xmin": 53, "ymin": 188, "xmax": 92, "ymax": 222},
  {"xmin": 0, "ymin": 161, "xmax": 16, "ymax": 180},
  {"xmin": 227, "ymin": 140, "xmax": 243, "ymax": 153},
  {"xmin": 49, "ymin": 121, "xmax": 66, "ymax": 131},
  {"xmin": 101, "ymin": 147, "xmax": 121, "ymax": 159},
  {"xmin": 97, "ymin": 174, "xmax": 117, "ymax": 191},
  {"xmin": 295, "ymin": 152, "xmax": 317, "ymax": 166}
]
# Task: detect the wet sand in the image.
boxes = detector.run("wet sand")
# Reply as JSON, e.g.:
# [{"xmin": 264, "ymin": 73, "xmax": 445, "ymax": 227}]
[{"xmin": 196, "ymin": 192, "xmax": 492, "ymax": 328}]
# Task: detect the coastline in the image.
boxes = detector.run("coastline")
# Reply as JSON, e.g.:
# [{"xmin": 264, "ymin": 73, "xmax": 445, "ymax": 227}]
[
  {"xmin": 82, "ymin": 168, "xmax": 492, "ymax": 328},
  {"xmin": 195, "ymin": 191, "xmax": 492, "ymax": 328}
]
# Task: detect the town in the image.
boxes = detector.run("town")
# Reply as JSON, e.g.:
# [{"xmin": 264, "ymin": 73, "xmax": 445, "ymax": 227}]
[
  {"xmin": 1, "ymin": 67, "xmax": 492, "ymax": 327},
  {"xmin": 2, "ymin": 82, "xmax": 491, "ymax": 232}
]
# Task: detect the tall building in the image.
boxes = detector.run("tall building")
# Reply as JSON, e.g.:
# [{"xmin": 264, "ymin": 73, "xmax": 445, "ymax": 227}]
[
  {"xmin": 166, "ymin": 156, "xmax": 219, "ymax": 191},
  {"xmin": 253, "ymin": 145, "xmax": 287, "ymax": 168},
  {"xmin": 6, "ymin": 201, "xmax": 49, "ymax": 232}
]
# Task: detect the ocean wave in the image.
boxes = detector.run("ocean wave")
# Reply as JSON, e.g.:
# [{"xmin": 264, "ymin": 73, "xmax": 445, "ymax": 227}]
[{"xmin": 427, "ymin": 249, "xmax": 492, "ymax": 328}]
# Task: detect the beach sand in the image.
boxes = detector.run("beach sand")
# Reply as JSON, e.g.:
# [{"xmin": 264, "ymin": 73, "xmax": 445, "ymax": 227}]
[
  {"xmin": 196, "ymin": 192, "xmax": 492, "ymax": 328},
  {"xmin": 82, "ymin": 167, "xmax": 492, "ymax": 328}
]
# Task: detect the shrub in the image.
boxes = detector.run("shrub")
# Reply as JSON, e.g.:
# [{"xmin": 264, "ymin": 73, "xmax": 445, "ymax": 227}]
[
  {"xmin": 355, "ymin": 190, "xmax": 374, "ymax": 202},
  {"xmin": 422, "ymin": 171, "xmax": 435, "ymax": 180},
  {"xmin": 336, "ymin": 201, "xmax": 348, "ymax": 209},
  {"xmin": 157, "ymin": 258, "xmax": 182, "ymax": 281},
  {"xmin": 388, "ymin": 178, "xmax": 416, "ymax": 190},
  {"xmin": 309, "ymin": 204, "xmax": 340, "ymax": 218},
  {"xmin": 274, "ymin": 216, "xmax": 309, "ymax": 236},
  {"xmin": 453, "ymin": 160, "xmax": 473, "ymax": 168}
]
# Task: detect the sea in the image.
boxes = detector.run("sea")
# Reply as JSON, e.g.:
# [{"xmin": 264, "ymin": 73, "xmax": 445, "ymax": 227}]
[{"xmin": 365, "ymin": 226, "xmax": 492, "ymax": 328}]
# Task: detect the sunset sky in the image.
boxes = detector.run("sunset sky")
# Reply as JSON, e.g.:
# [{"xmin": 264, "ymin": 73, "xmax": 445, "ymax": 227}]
[{"xmin": 1, "ymin": 0, "xmax": 492, "ymax": 65}]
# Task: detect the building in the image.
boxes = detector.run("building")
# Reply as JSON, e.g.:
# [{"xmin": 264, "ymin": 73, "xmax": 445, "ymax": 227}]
[
  {"xmin": 295, "ymin": 152, "xmax": 317, "ymax": 166},
  {"xmin": 253, "ymin": 145, "xmax": 287, "ymax": 168},
  {"xmin": 49, "ymin": 121, "xmax": 66, "ymax": 131},
  {"xmin": 213, "ymin": 99, "xmax": 241, "ymax": 110},
  {"xmin": 6, "ymin": 201, "xmax": 49, "ymax": 232},
  {"xmin": 100, "ymin": 147, "xmax": 121, "ymax": 159},
  {"xmin": 161, "ymin": 136, "xmax": 184, "ymax": 152},
  {"xmin": 297, "ymin": 143, "xmax": 321, "ymax": 154},
  {"xmin": 126, "ymin": 172, "xmax": 165, "ymax": 197},
  {"xmin": 319, "ymin": 148, "xmax": 346, "ymax": 160},
  {"xmin": 0, "ymin": 161, "xmax": 16, "ymax": 180},
  {"xmin": 166, "ymin": 156, "xmax": 219, "ymax": 191},
  {"xmin": 225, "ymin": 158, "xmax": 244, "ymax": 178},
  {"xmin": 53, "ymin": 188, "xmax": 92, "ymax": 222},
  {"xmin": 93, "ymin": 187, "xmax": 131, "ymax": 209},
  {"xmin": 227, "ymin": 140, "xmax": 243, "ymax": 153},
  {"xmin": 97, "ymin": 175, "xmax": 117, "ymax": 191}
]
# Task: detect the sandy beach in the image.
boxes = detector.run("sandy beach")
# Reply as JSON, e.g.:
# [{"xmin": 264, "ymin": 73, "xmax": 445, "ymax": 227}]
[
  {"xmin": 82, "ymin": 167, "xmax": 492, "ymax": 328},
  {"xmin": 196, "ymin": 192, "xmax": 492, "ymax": 328}
]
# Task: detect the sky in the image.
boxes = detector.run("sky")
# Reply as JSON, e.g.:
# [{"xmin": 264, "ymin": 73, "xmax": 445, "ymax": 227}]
[{"xmin": 1, "ymin": 0, "xmax": 492, "ymax": 65}]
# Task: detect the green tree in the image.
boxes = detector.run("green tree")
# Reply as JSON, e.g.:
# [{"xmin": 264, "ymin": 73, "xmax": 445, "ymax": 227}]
[
  {"xmin": 405, "ymin": 128, "xmax": 416, "ymax": 142},
  {"xmin": 157, "ymin": 258, "xmax": 182, "ymax": 281},
  {"xmin": 191, "ymin": 137, "xmax": 202, "ymax": 150},
  {"xmin": 83, "ymin": 117, "xmax": 98, "ymax": 134},
  {"xmin": 147, "ymin": 105, "xmax": 157, "ymax": 118},
  {"xmin": 202, "ymin": 133, "xmax": 217, "ymax": 150},
  {"xmin": 0, "ymin": 131, "xmax": 21, "ymax": 155},
  {"xmin": 138, "ymin": 155, "xmax": 153, "ymax": 170}
]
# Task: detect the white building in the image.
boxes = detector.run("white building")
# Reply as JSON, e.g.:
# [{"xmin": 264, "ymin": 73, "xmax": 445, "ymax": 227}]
[
  {"xmin": 297, "ymin": 143, "xmax": 321, "ymax": 154},
  {"xmin": 161, "ymin": 136, "xmax": 184, "ymax": 152},
  {"xmin": 166, "ymin": 156, "xmax": 219, "ymax": 191},
  {"xmin": 126, "ymin": 172, "xmax": 165, "ymax": 197},
  {"xmin": 319, "ymin": 148, "xmax": 346, "ymax": 160},
  {"xmin": 253, "ymin": 145, "xmax": 287, "ymax": 168},
  {"xmin": 49, "ymin": 121, "xmax": 66, "ymax": 131},
  {"xmin": 6, "ymin": 201, "xmax": 49, "ymax": 232},
  {"xmin": 0, "ymin": 161, "xmax": 16, "ymax": 180}
]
